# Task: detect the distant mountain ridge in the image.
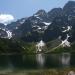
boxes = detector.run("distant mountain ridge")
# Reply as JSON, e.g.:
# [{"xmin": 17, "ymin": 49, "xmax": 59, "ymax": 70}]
[{"xmin": 0, "ymin": 1, "xmax": 75, "ymax": 49}]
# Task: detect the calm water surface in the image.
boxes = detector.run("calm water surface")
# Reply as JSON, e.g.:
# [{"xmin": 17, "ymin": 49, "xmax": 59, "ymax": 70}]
[{"xmin": 0, "ymin": 53, "xmax": 75, "ymax": 70}]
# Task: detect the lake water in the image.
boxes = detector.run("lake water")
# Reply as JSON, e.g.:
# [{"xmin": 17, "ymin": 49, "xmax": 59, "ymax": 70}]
[{"xmin": 0, "ymin": 53, "xmax": 75, "ymax": 70}]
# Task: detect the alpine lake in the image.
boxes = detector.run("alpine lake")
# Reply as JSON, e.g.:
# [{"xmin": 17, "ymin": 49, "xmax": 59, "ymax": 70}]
[{"xmin": 0, "ymin": 53, "xmax": 75, "ymax": 75}]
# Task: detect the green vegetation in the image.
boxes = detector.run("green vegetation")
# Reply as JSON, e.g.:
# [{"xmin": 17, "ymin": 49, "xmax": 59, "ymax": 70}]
[
  {"xmin": 51, "ymin": 47, "xmax": 73, "ymax": 53},
  {"xmin": 48, "ymin": 43, "xmax": 75, "ymax": 53},
  {"xmin": 1, "ymin": 68, "xmax": 75, "ymax": 75},
  {"xmin": 0, "ymin": 38, "xmax": 36, "ymax": 54},
  {"xmin": 44, "ymin": 39, "xmax": 75, "ymax": 53},
  {"xmin": 46, "ymin": 39, "xmax": 61, "ymax": 50},
  {"xmin": 20, "ymin": 42, "xmax": 36, "ymax": 54},
  {"xmin": 0, "ymin": 38, "xmax": 75, "ymax": 54},
  {"xmin": 0, "ymin": 38, "xmax": 22, "ymax": 53}
]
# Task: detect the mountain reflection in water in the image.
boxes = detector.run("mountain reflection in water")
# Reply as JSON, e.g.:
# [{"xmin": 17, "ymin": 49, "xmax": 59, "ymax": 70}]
[{"xmin": 0, "ymin": 53, "xmax": 75, "ymax": 70}]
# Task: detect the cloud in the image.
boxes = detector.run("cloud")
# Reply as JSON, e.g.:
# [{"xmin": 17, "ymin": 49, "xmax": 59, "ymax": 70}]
[{"xmin": 0, "ymin": 14, "xmax": 14, "ymax": 25}]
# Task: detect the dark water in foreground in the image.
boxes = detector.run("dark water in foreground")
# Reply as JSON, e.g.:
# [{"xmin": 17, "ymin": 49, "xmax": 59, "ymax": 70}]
[{"xmin": 0, "ymin": 53, "xmax": 75, "ymax": 70}]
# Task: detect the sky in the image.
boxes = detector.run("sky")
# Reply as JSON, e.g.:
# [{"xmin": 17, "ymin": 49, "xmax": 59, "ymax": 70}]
[{"xmin": 0, "ymin": 0, "xmax": 74, "ymax": 20}]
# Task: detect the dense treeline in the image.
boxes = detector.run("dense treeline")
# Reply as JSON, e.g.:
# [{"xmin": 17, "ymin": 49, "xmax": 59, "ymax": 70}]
[{"xmin": 0, "ymin": 38, "xmax": 36, "ymax": 54}]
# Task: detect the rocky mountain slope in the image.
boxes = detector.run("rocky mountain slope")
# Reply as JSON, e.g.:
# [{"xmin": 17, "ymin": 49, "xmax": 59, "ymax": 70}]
[{"xmin": 0, "ymin": 1, "xmax": 75, "ymax": 53}]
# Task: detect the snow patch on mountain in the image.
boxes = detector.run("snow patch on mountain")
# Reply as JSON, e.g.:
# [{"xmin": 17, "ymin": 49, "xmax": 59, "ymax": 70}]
[
  {"xmin": 62, "ymin": 27, "xmax": 65, "ymax": 29},
  {"xmin": 38, "ymin": 27, "xmax": 42, "ymax": 30},
  {"xmin": 62, "ymin": 26, "xmax": 72, "ymax": 32},
  {"xmin": 15, "ymin": 27, "xmax": 18, "ymax": 29},
  {"xmin": 42, "ymin": 22, "xmax": 51, "ymax": 26},
  {"xmin": 34, "ymin": 14, "xmax": 42, "ymax": 20},
  {"xmin": 19, "ymin": 19, "xmax": 25, "ymax": 24},
  {"xmin": 2, "ymin": 29, "xmax": 6, "ymax": 31},
  {"xmin": 6, "ymin": 30, "xmax": 12, "ymax": 39},
  {"xmin": 0, "ymin": 14, "xmax": 14, "ymax": 25},
  {"xmin": 60, "ymin": 34, "xmax": 71, "ymax": 47},
  {"xmin": 36, "ymin": 40, "xmax": 45, "ymax": 52},
  {"xmin": 36, "ymin": 16, "xmax": 42, "ymax": 20},
  {"xmin": 67, "ymin": 26, "xmax": 72, "ymax": 31},
  {"xmin": 34, "ymin": 14, "xmax": 38, "ymax": 17}
]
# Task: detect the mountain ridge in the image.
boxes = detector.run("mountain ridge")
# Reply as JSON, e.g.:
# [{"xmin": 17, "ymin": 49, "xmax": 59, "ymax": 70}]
[{"xmin": 0, "ymin": 1, "xmax": 75, "ymax": 53}]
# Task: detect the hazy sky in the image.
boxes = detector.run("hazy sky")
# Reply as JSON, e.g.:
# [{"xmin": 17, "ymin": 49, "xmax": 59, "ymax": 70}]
[{"xmin": 0, "ymin": 0, "xmax": 74, "ymax": 19}]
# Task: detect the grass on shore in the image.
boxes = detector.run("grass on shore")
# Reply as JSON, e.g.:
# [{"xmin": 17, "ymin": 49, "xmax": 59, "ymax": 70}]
[{"xmin": 1, "ymin": 68, "xmax": 75, "ymax": 75}]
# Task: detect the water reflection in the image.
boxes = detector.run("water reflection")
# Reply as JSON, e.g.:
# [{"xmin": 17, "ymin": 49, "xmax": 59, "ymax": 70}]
[
  {"xmin": 36, "ymin": 54, "xmax": 45, "ymax": 68},
  {"xmin": 59, "ymin": 53, "xmax": 70, "ymax": 67},
  {"xmin": 0, "ymin": 53, "xmax": 75, "ymax": 70}
]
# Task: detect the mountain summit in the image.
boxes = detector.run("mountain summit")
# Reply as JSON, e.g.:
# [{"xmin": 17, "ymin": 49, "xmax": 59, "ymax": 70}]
[{"xmin": 0, "ymin": 1, "xmax": 75, "ymax": 52}]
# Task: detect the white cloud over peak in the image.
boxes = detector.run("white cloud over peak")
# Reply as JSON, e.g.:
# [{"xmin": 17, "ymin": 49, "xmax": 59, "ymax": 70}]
[{"xmin": 0, "ymin": 14, "xmax": 14, "ymax": 25}]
